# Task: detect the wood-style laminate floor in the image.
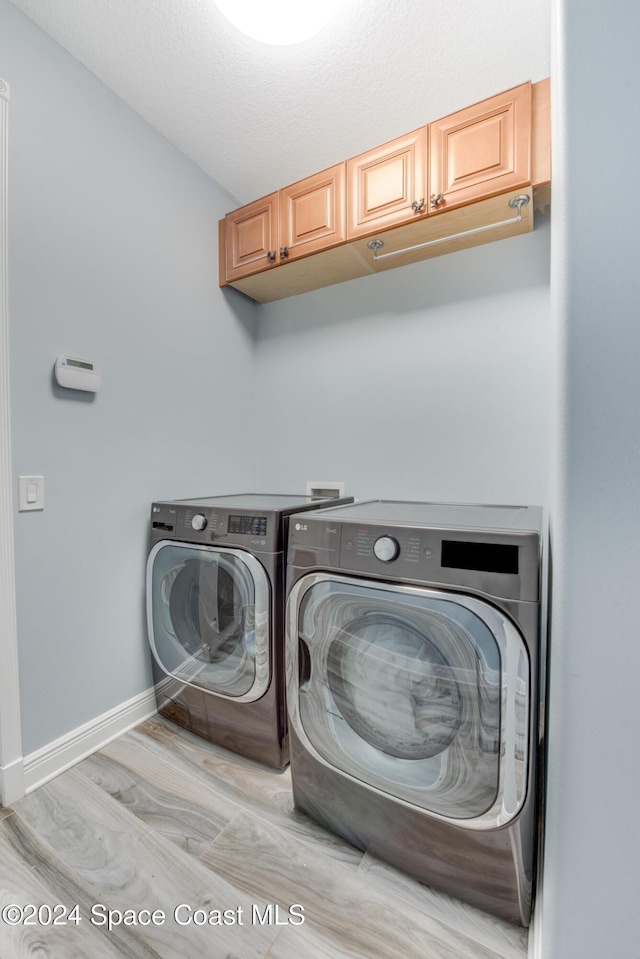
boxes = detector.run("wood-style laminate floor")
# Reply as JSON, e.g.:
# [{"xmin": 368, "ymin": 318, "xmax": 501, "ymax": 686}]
[{"xmin": 0, "ymin": 717, "xmax": 528, "ymax": 959}]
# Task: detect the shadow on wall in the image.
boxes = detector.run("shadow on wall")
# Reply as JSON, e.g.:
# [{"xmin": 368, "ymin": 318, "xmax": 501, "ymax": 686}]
[
  {"xmin": 220, "ymin": 283, "xmax": 259, "ymax": 339},
  {"xmin": 253, "ymin": 210, "xmax": 551, "ymax": 339}
]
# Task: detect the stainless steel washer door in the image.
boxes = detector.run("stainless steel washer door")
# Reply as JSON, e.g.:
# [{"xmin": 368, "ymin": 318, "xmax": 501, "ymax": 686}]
[
  {"xmin": 287, "ymin": 573, "xmax": 531, "ymax": 828},
  {"xmin": 147, "ymin": 542, "xmax": 270, "ymax": 702}
]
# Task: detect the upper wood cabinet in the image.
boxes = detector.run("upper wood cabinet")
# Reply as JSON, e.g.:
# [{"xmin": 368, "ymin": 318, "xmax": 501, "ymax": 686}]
[
  {"xmin": 222, "ymin": 164, "xmax": 346, "ymax": 284},
  {"xmin": 219, "ymin": 79, "xmax": 549, "ymax": 302},
  {"xmin": 279, "ymin": 162, "xmax": 346, "ymax": 261},
  {"xmin": 429, "ymin": 82, "xmax": 531, "ymax": 214},
  {"xmin": 531, "ymin": 77, "xmax": 551, "ymax": 208},
  {"xmin": 224, "ymin": 192, "xmax": 278, "ymax": 282},
  {"xmin": 347, "ymin": 128, "xmax": 428, "ymax": 239}
]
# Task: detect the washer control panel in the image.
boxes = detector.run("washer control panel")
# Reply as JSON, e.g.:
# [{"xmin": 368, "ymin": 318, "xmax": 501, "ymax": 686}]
[
  {"xmin": 287, "ymin": 506, "xmax": 541, "ymax": 602},
  {"xmin": 340, "ymin": 523, "xmax": 424, "ymax": 569},
  {"xmin": 330, "ymin": 520, "xmax": 538, "ymax": 601},
  {"xmin": 373, "ymin": 535, "xmax": 400, "ymax": 562}
]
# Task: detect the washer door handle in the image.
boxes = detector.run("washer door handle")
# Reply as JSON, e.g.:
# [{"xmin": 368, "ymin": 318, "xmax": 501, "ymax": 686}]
[{"xmin": 298, "ymin": 638, "xmax": 311, "ymax": 689}]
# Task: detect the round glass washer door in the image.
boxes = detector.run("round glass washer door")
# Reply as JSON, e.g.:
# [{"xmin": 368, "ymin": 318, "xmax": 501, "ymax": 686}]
[
  {"xmin": 147, "ymin": 541, "xmax": 270, "ymax": 702},
  {"xmin": 327, "ymin": 610, "xmax": 464, "ymax": 761},
  {"xmin": 287, "ymin": 574, "xmax": 531, "ymax": 827}
]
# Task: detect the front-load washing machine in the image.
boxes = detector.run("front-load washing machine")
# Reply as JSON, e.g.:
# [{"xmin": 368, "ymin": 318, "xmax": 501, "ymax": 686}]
[
  {"xmin": 285, "ymin": 500, "xmax": 543, "ymax": 924},
  {"xmin": 146, "ymin": 492, "xmax": 352, "ymax": 769}
]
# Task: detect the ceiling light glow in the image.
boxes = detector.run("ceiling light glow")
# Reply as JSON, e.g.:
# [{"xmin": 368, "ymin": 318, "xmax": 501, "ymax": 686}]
[{"xmin": 214, "ymin": 0, "xmax": 340, "ymax": 45}]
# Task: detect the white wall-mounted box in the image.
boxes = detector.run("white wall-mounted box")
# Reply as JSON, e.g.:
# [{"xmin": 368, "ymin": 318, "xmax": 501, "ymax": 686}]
[{"xmin": 55, "ymin": 355, "xmax": 102, "ymax": 393}]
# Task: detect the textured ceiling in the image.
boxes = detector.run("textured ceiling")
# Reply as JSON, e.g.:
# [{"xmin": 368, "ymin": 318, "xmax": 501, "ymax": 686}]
[{"xmin": 8, "ymin": 0, "xmax": 551, "ymax": 207}]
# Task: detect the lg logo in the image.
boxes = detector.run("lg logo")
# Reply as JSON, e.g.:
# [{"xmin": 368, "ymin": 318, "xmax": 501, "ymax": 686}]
[{"xmin": 294, "ymin": 523, "xmax": 308, "ymax": 532}]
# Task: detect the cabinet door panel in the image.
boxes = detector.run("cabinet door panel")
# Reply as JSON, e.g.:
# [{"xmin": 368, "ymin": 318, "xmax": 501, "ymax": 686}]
[
  {"xmin": 348, "ymin": 128, "xmax": 427, "ymax": 239},
  {"xmin": 225, "ymin": 193, "xmax": 278, "ymax": 281},
  {"xmin": 280, "ymin": 163, "xmax": 346, "ymax": 260},
  {"xmin": 430, "ymin": 82, "xmax": 531, "ymax": 213}
]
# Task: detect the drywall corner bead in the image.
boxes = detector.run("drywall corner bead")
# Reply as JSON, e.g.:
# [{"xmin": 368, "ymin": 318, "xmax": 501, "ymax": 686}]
[{"xmin": 0, "ymin": 80, "xmax": 8, "ymax": 102}]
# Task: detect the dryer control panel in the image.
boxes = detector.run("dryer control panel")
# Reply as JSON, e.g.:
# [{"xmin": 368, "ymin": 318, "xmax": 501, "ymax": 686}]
[
  {"xmin": 228, "ymin": 514, "xmax": 268, "ymax": 536},
  {"xmin": 149, "ymin": 502, "xmax": 275, "ymax": 553}
]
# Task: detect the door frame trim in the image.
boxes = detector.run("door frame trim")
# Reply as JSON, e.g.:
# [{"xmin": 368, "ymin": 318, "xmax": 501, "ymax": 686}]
[{"xmin": 0, "ymin": 78, "xmax": 24, "ymax": 807}]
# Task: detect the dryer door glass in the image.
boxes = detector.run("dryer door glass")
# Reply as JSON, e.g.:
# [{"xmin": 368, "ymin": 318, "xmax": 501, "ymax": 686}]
[
  {"xmin": 288, "ymin": 575, "xmax": 530, "ymax": 824},
  {"xmin": 148, "ymin": 543, "xmax": 270, "ymax": 701}
]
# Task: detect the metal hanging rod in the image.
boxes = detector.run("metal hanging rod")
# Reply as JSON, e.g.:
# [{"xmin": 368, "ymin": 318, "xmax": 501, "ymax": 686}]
[{"xmin": 366, "ymin": 194, "xmax": 531, "ymax": 262}]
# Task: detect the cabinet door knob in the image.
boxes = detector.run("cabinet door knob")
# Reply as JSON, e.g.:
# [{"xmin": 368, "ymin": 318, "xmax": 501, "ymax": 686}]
[
  {"xmin": 411, "ymin": 198, "xmax": 426, "ymax": 213},
  {"xmin": 430, "ymin": 193, "xmax": 445, "ymax": 208},
  {"xmin": 267, "ymin": 250, "xmax": 277, "ymax": 263},
  {"xmin": 280, "ymin": 247, "xmax": 289, "ymax": 260}
]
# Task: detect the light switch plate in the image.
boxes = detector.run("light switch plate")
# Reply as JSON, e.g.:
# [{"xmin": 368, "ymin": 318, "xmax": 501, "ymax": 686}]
[{"xmin": 19, "ymin": 475, "xmax": 44, "ymax": 511}]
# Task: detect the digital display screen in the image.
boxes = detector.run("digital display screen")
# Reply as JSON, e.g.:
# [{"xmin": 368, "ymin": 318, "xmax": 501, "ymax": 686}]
[
  {"xmin": 67, "ymin": 358, "xmax": 93, "ymax": 370},
  {"xmin": 441, "ymin": 540, "xmax": 519, "ymax": 575},
  {"xmin": 228, "ymin": 514, "xmax": 268, "ymax": 536}
]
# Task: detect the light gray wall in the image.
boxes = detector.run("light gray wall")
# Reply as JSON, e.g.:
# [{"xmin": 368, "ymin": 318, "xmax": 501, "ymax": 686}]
[
  {"xmin": 0, "ymin": 0, "xmax": 257, "ymax": 755},
  {"xmin": 542, "ymin": 1, "xmax": 640, "ymax": 955},
  {"xmin": 254, "ymin": 217, "xmax": 551, "ymax": 507}
]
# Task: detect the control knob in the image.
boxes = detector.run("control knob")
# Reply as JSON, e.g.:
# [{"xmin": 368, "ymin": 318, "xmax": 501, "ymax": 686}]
[
  {"xmin": 373, "ymin": 535, "xmax": 400, "ymax": 562},
  {"xmin": 191, "ymin": 513, "xmax": 207, "ymax": 531}
]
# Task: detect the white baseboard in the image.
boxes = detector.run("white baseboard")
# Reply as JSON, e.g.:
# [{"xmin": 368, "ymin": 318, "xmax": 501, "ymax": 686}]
[
  {"xmin": 22, "ymin": 686, "xmax": 158, "ymax": 796},
  {"xmin": 0, "ymin": 755, "xmax": 25, "ymax": 807}
]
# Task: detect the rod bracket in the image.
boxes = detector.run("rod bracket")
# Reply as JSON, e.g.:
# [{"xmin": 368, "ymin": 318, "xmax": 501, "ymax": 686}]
[{"xmin": 508, "ymin": 194, "xmax": 531, "ymax": 212}]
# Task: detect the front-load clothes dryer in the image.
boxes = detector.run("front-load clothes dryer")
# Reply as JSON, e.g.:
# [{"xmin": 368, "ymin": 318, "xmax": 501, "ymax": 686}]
[
  {"xmin": 285, "ymin": 500, "xmax": 543, "ymax": 924},
  {"xmin": 146, "ymin": 492, "xmax": 352, "ymax": 769}
]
